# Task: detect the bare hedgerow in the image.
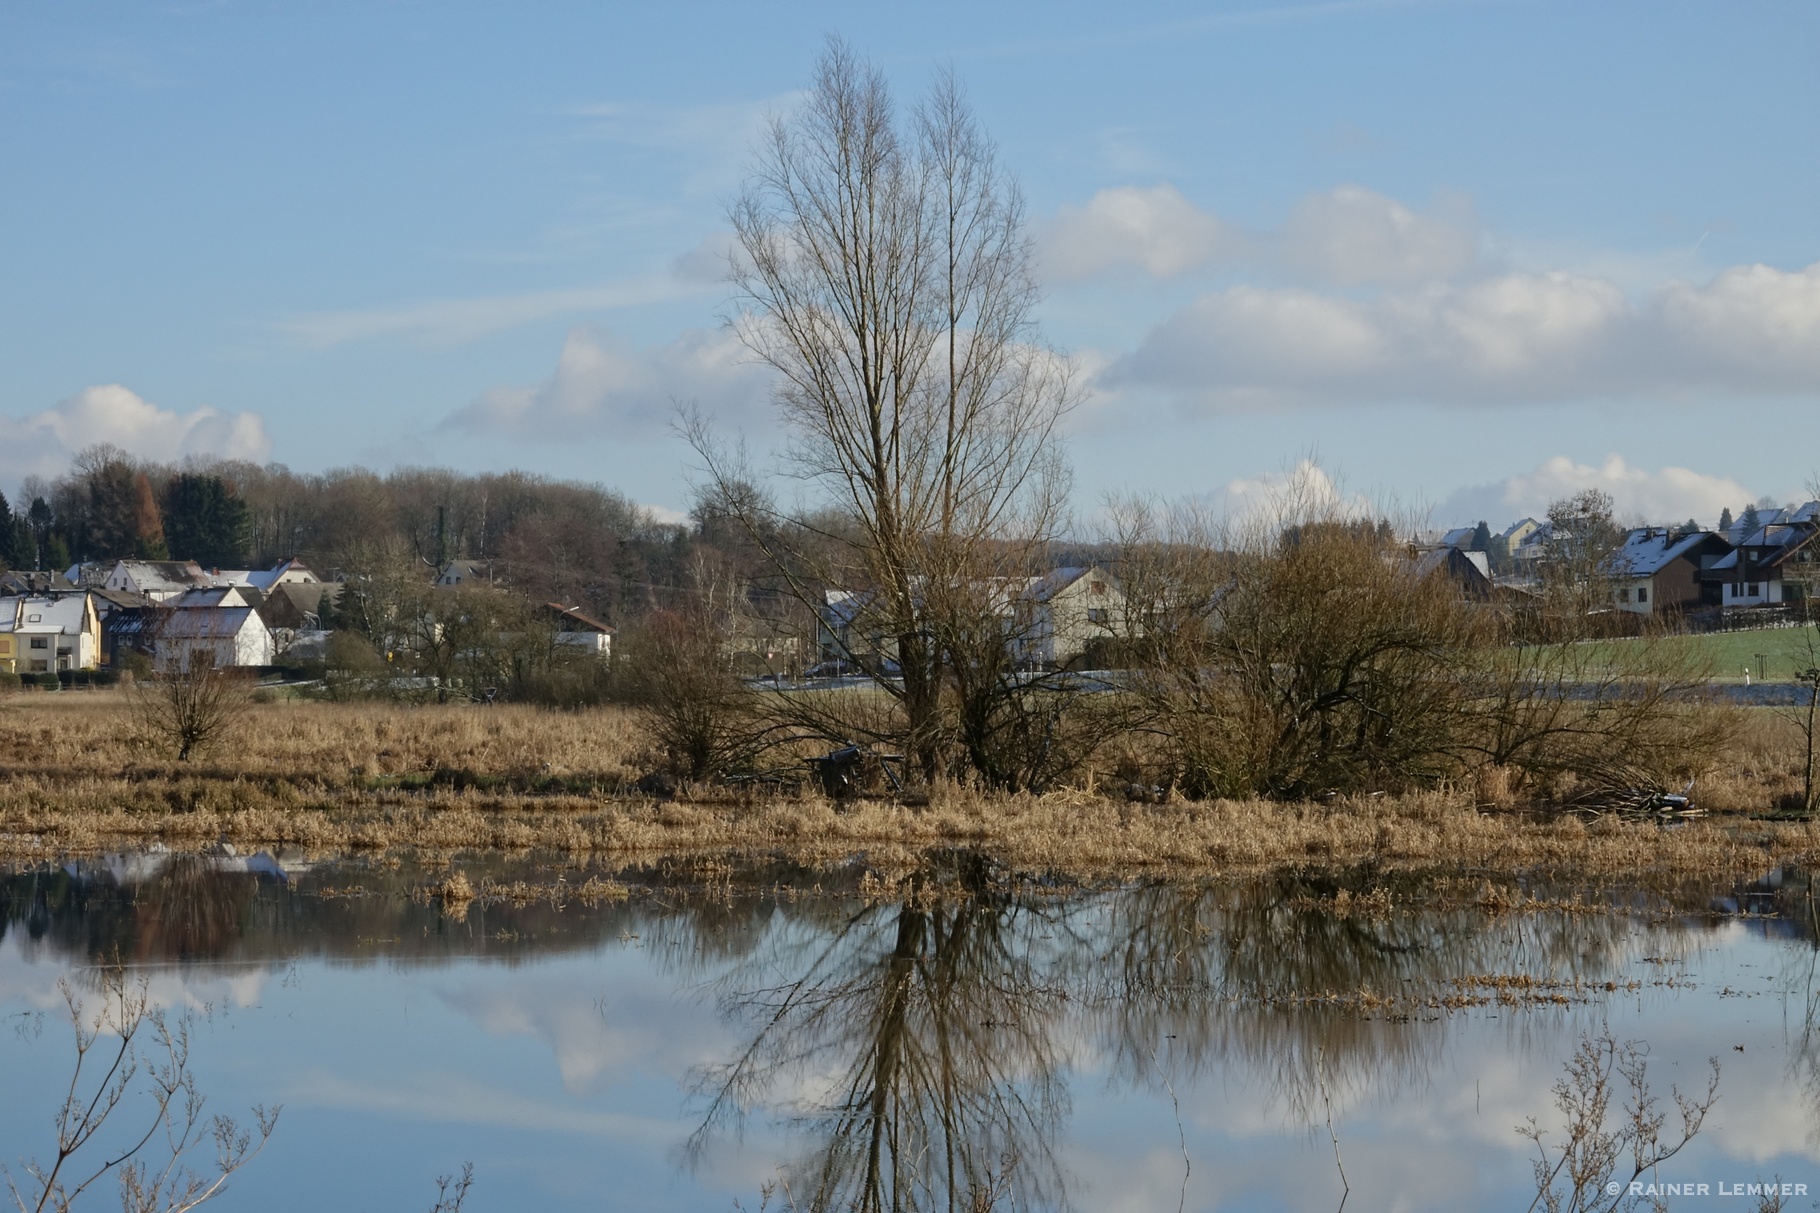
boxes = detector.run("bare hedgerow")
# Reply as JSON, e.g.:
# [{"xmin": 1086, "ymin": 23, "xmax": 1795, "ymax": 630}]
[
  {"xmin": 615, "ymin": 601, "xmax": 765, "ymax": 783},
  {"xmin": 1113, "ymin": 492, "xmax": 1479, "ymax": 799}
]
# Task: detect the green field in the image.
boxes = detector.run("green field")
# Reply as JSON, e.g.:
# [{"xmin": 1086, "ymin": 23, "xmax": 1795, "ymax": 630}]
[{"xmin": 1592, "ymin": 625, "xmax": 1820, "ymax": 682}]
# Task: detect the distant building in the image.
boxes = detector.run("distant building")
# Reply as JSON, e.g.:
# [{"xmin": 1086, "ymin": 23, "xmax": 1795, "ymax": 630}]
[
  {"xmin": 154, "ymin": 607, "xmax": 274, "ymax": 671},
  {"xmin": 100, "ymin": 560, "xmax": 212, "ymax": 603},
  {"xmin": 1413, "ymin": 547, "xmax": 1493, "ymax": 599},
  {"xmin": 436, "ymin": 560, "xmax": 496, "ymax": 588},
  {"xmin": 210, "ymin": 558, "xmax": 320, "ymax": 593},
  {"xmin": 1605, "ymin": 528, "xmax": 1733, "ymax": 615},
  {"xmin": 0, "ymin": 594, "xmax": 102, "ymax": 673},
  {"xmin": 1016, "ymin": 566, "xmax": 1125, "ymax": 668},
  {"xmin": 545, "ymin": 603, "xmax": 615, "ymax": 658},
  {"xmin": 0, "ymin": 570, "xmax": 76, "ymax": 596},
  {"xmin": 1711, "ymin": 513, "xmax": 1820, "ymax": 609}
]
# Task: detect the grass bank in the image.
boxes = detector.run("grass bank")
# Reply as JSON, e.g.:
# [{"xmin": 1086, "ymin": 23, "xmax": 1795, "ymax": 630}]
[{"xmin": 1, "ymin": 692, "xmax": 1815, "ymax": 880}]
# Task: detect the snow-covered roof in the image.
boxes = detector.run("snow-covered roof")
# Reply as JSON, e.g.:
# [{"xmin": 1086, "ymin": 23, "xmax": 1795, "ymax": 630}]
[
  {"xmin": 172, "ymin": 586, "xmax": 259, "ymax": 610},
  {"xmin": 0, "ymin": 594, "xmax": 92, "ymax": 634},
  {"xmin": 157, "ymin": 606, "xmax": 264, "ymax": 639},
  {"xmin": 1439, "ymin": 526, "xmax": 1476, "ymax": 548},
  {"xmin": 1607, "ymin": 529, "xmax": 1720, "ymax": 578}
]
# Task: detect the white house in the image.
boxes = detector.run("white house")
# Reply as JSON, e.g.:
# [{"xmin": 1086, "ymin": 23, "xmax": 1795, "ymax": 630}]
[
  {"xmin": 210, "ymin": 558, "xmax": 320, "ymax": 593},
  {"xmin": 1014, "ymin": 567, "xmax": 1125, "ymax": 668},
  {"xmin": 154, "ymin": 607, "xmax": 274, "ymax": 671},
  {"xmin": 0, "ymin": 594, "xmax": 102, "ymax": 673},
  {"xmin": 436, "ymin": 560, "xmax": 495, "ymax": 588},
  {"xmin": 546, "ymin": 603, "xmax": 614, "ymax": 658},
  {"xmin": 100, "ymin": 560, "xmax": 211, "ymax": 603}
]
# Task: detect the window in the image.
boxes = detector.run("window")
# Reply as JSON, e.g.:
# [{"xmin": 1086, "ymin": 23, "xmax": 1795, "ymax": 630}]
[
  {"xmin": 1637, "ymin": 587, "xmax": 1647, "ymax": 603},
  {"xmin": 1087, "ymin": 608, "xmax": 1109, "ymax": 625},
  {"xmin": 1089, "ymin": 580, "xmax": 1107, "ymax": 595},
  {"xmin": 1749, "ymin": 582, "xmax": 1760, "ymax": 598},
  {"xmin": 29, "ymin": 637, "xmax": 48, "ymax": 650}
]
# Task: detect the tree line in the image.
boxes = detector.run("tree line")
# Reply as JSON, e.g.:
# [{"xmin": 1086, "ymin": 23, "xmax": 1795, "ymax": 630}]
[{"xmin": 0, "ymin": 446, "xmax": 734, "ymax": 627}]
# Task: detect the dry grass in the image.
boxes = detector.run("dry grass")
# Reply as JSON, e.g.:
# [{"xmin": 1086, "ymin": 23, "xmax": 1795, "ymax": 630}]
[{"xmin": 2, "ymin": 692, "xmax": 1817, "ymax": 880}]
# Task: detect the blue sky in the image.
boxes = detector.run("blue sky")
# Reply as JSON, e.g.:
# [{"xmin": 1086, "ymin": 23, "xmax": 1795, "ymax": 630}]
[{"xmin": 2, "ymin": 0, "xmax": 1816, "ymax": 529}]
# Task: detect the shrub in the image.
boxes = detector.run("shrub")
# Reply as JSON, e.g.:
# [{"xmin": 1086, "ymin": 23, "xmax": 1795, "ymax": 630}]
[{"xmin": 0, "ymin": 671, "xmax": 20, "ymax": 692}]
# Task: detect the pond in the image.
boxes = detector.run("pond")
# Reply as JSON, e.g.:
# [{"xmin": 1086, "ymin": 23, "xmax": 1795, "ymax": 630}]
[{"xmin": 3, "ymin": 850, "xmax": 1819, "ymax": 1211}]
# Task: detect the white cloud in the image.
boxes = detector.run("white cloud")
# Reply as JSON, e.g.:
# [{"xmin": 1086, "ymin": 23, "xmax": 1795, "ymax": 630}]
[
  {"xmin": 0, "ymin": 385, "xmax": 272, "ymax": 491},
  {"xmin": 1039, "ymin": 183, "xmax": 1476, "ymax": 287},
  {"xmin": 444, "ymin": 325, "xmax": 772, "ymax": 439},
  {"xmin": 1105, "ymin": 260, "xmax": 1820, "ymax": 409},
  {"xmin": 1278, "ymin": 185, "xmax": 1477, "ymax": 285},
  {"xmin": 1213, "ymin": 458, "xmax": 1376, "ymax": 527},
  {"xmin": 1041, "ymin": 185, "xmax": 1237, "ymax": 281},
  {"xmin": 1438, "ymin": 455, "xmax": 1757, "ymax": 528},
  {"xmin": 278, "ymin": 276, "xmax": 703, "ymax": 349}
]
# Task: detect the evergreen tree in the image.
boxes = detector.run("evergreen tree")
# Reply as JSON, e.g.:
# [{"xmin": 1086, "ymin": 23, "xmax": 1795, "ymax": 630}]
[
  {"xmin": 26, "ymin": 497, "xmax": 54, "ymax": 570},
  {"xmin": 163, "ymin": 473, "xmax": 251, "ymax": 568},
  {"xmin": 43, "ymin": 531, "xmax": 70, "ymax": 572},
  {"xmin": 1740, "ymin": 504, "xmax": 1762, "ymax": 537},
  {"xmin": 1720, "ymin": 507, "xmax": 1735, "ymax": 532},
  {"xmin": 0, "ymin": 490, "xmax": 16, "ymax": 569},
  {"xmin": 1469, "ymin": 520, "xmax": 1492, "ymax": 551}
]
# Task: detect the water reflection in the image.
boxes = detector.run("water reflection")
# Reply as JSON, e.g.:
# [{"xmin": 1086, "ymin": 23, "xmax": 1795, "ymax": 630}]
[
  {"xmin": 687, "ymin": 857, "xmax": 1069, "ymax": 1212},
  {"xmin": 0, "ymin": 851, "xmax": 1811, "ymax": 1211}
]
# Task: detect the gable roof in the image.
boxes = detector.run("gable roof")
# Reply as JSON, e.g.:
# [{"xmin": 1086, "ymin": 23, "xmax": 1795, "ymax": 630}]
[
  {"xmin": 157, "ymin": 606, "xmax": 264, "ymax": 639},
  {"xmin": 546, "ymin": 603, "xmax": 615, "ymax": 634},
  {"xmin": 1607, "ymin": 529, "xmax": 1728, "ymax": 578},
  {"xmin": 0, "ymin": 594, "xmax": 95, "ymax": 634}
]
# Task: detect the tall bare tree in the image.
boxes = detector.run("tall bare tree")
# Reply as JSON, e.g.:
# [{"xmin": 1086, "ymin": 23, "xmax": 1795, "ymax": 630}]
[{"xmin": 693, "ymin": 38, "xmax": 1073, "ymax": 778}]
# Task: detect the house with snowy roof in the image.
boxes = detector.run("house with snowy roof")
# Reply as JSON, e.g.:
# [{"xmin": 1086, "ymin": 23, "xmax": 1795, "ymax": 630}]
[{"xmin": 1604, "ymin": 528, "xmax": 1734, "ymax": 615}]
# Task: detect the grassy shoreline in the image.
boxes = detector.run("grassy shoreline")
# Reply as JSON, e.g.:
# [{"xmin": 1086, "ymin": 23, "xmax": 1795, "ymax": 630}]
[{"xmin": 2, "ymin": 694, "xmax": 1815, "ymax": 880}]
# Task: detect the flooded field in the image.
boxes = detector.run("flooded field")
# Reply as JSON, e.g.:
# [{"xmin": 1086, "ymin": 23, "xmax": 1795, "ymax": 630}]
[{"xmin": 4, "ymin": 851, "xmax": 1819, "ymax": 1211}]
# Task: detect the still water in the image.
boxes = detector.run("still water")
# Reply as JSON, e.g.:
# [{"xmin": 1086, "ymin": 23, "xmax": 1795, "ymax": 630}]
[{"xmin": 3, "ymin": 850, "xmax": 1819, "ymax": 1211}]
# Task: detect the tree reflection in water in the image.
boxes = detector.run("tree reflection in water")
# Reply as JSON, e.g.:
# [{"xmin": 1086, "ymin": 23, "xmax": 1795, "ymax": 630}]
[
  {"xmin": 0, "ymin": 852, "xmax": 1758, "ymax": 1211},
  {"xmin": 685, "ymin": 864, "xmax": 1703, "ymax": 1211},
  {"xmin": 687, "ymin": 854, "xmax": 1068, "ymax": 1213}
]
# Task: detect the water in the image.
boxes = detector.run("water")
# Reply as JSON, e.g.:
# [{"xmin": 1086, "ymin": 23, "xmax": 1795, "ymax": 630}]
[{"xmin": 3, "ymin": 851, "xmax": 1819, "ymax": 1211}]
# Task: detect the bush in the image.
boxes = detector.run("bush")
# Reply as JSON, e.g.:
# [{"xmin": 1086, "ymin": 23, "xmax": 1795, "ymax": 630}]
[
  {"xmin": 0, "ymin": 671, "xmax": 20, "ymax": 692},
  {"xmin": 31, "ymin": 672, "xmax": 61, "ymax": 690}
]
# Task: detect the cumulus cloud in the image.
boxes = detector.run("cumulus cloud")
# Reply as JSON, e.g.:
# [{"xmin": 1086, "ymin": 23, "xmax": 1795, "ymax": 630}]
[
  {"xmin": 444, "ymin": 325, "xmax": 773, "ymax": 438},
  {"xmin": 1278, "ymin": 185, "xmax": 1478, "ymax": 286},
  {"xmin": 0, "ymin": 385, "xmax": 272, "ymax": 490},
  {"xmin": 1211, "ymin": 459, "xmax": 1377, "ymax": 527},
  {"xmin": 1041, "ymin": 184, "xmax": 1238, "ymax": 280},
  {"xmin": 1438, "ymin": 455, "xmax": 1757, "ymax": 529},
  {"xmin": 1105, "ymin": 260, "xmax": 1820, "ymax": 409},
  {"xmin": 1038, "ymin": 183, "xmax": 1477, "ymax": 286}
]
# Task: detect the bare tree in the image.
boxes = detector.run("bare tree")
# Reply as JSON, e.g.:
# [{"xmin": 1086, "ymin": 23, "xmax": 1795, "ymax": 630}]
[
  {"xmin": 136, "ymin": 649, "xmax": 251, "ymax": 763},
  {"xmin": 4, "ymin": 969, "xmax": 278, "ymax": 1213},
  {"xmin": 692, "ymin": 38, "xmax": 1073, "ymax": 781}
]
